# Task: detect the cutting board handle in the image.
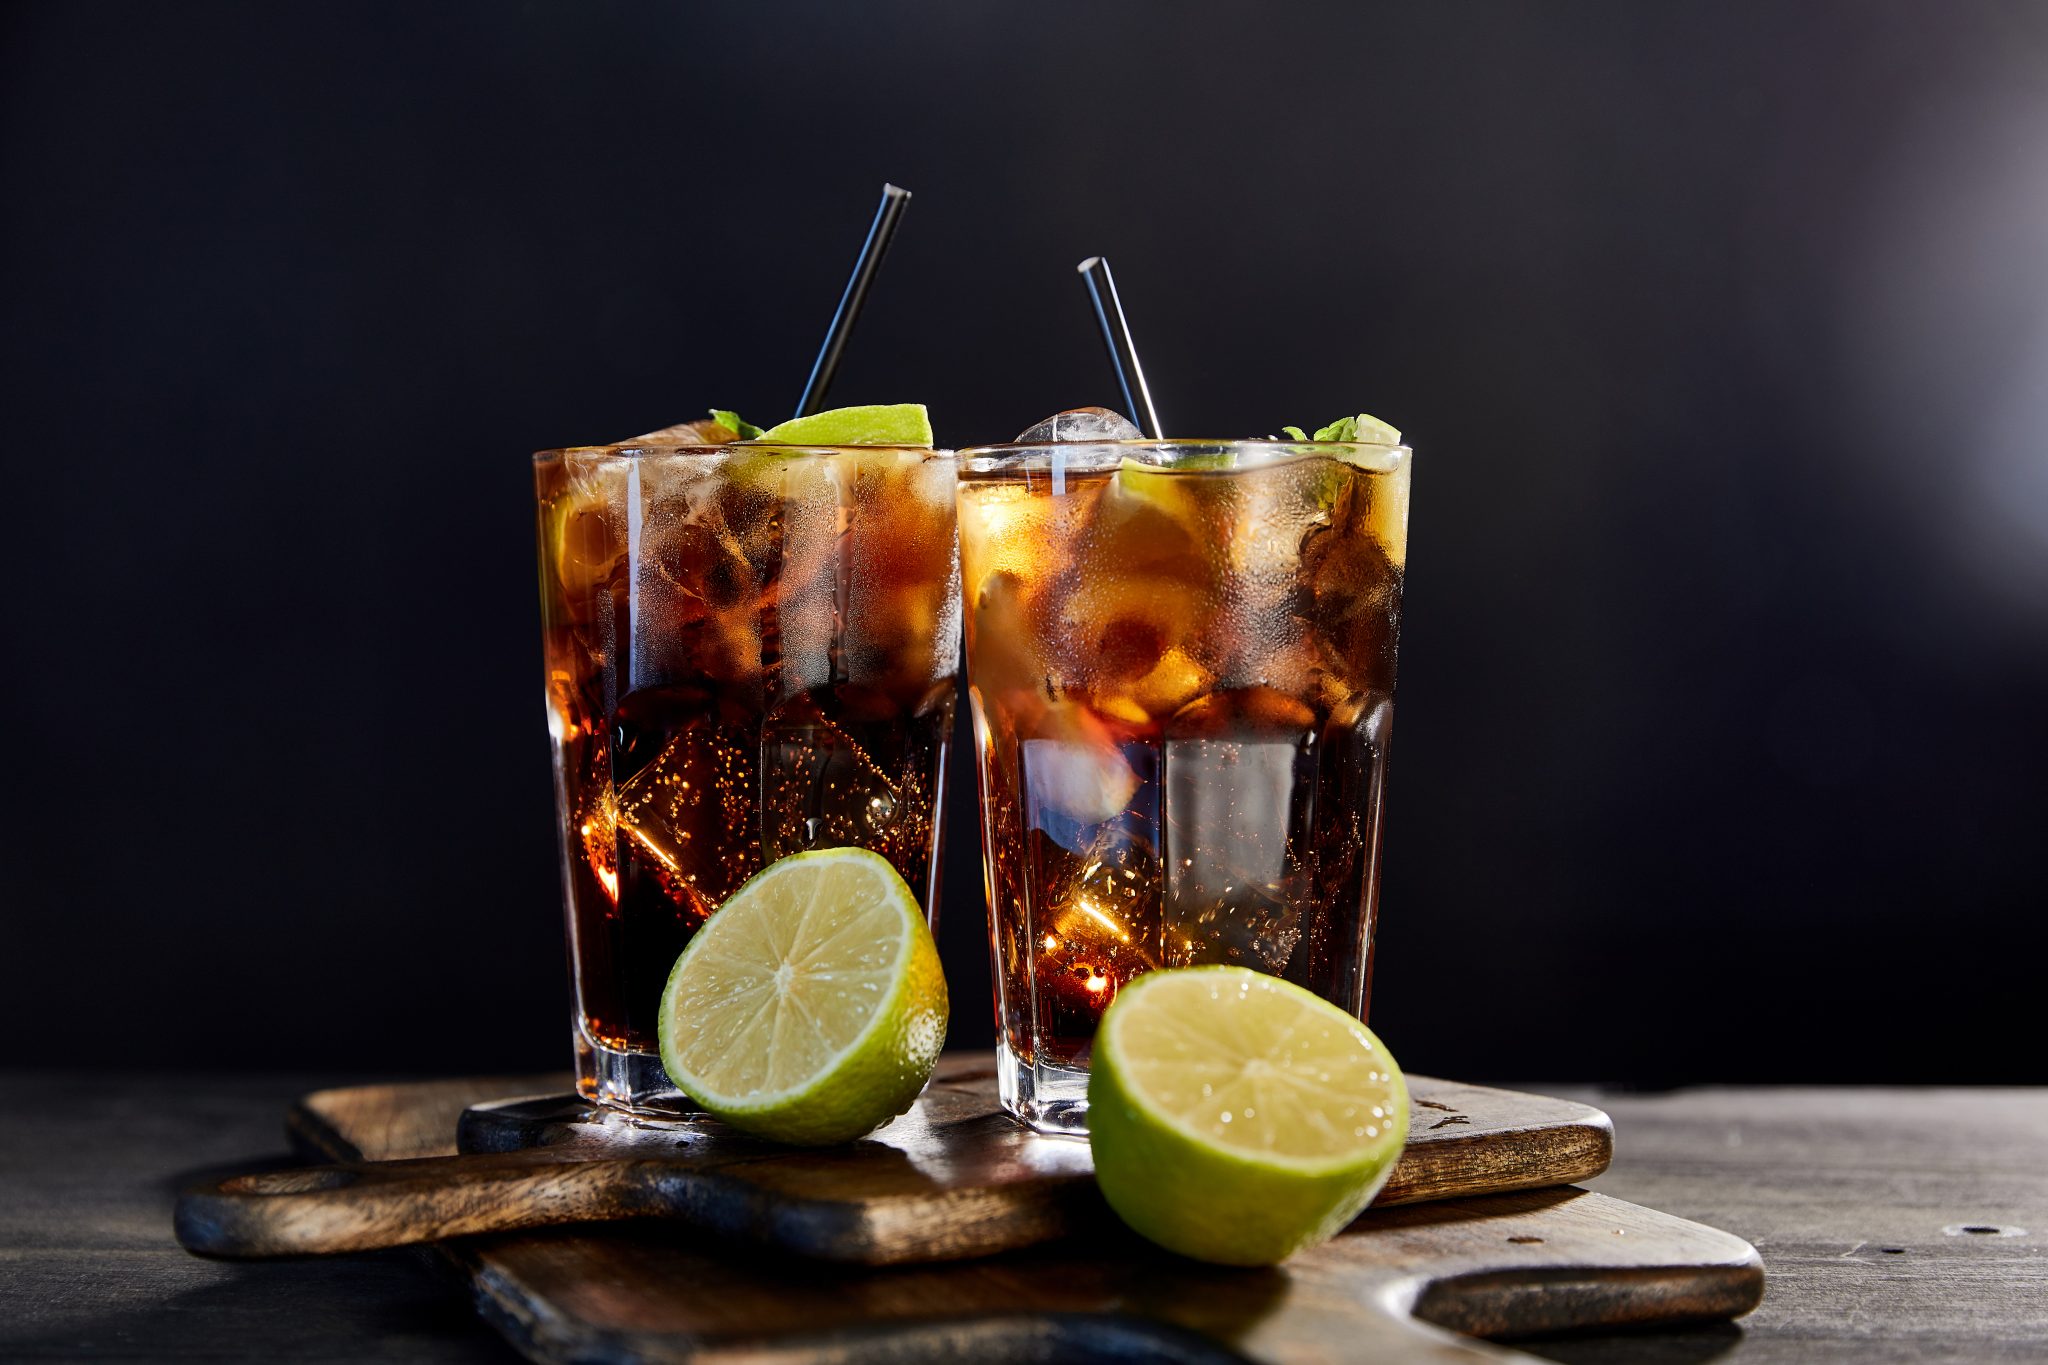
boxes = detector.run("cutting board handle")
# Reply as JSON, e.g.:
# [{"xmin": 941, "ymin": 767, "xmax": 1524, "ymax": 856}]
[{"xmin": 175, "ymin": 1153, "xmax": 657, "ymax": 1258}]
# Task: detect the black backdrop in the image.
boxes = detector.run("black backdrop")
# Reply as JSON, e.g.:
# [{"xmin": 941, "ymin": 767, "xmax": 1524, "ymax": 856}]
[{"xmin": 5, "ymin": 2, "xmax": 2045, "ymax": 1084}]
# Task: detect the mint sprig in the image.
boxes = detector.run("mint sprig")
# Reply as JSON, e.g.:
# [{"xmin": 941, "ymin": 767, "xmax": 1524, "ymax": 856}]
[
  {"xmin": 710, "ymin": 409, "xmax": 766, "ymax": 439},
  {"xmin": 1278, "ymin": 413, "xmax": 1402, "ymax": 444}
]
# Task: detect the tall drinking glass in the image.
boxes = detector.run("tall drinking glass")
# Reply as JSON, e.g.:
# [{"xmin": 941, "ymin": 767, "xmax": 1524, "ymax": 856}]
[
  {"xmin": 957, "ymin": 438, "xmax": 1412, "ymax": 1133},
  {"xmin": 535, "ymin": 442, "xmax": 961, "ymax": 1114}
]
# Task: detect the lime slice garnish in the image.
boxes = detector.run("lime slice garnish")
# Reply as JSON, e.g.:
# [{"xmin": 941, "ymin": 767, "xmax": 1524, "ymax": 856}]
[
  {"xmin": 1108, "ymin": 454, "xmax": 1224, "ymax": 530},
  {"xmin": 754, "ymin": 403, "xmax": 934, "ymax": 447},
  {"xmin": 1346, "ymin": 413, "xmax": 1401, "ymax": 444},
  {"xmin": 1088, "ymin": 965, "xmax": 1409, "ymax": 1264},
  {"xmin": 657, "ymin": 848, "xmax": 948, "ymax": 1145},
  {"xmin": 1115, "ymin": 448, "xmax": 1231, "ymax": 483}
]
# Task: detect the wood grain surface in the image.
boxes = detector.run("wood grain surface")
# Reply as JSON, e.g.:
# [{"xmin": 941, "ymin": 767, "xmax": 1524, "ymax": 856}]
[
  {"xmin": 1538, "ymin": 1086, "xmax": 2048, "ymax": 1364},
  {"xmin": 176, "ymin": 1057, "xmax": 1612, "ymax": 1264},
  {"xmin": 209, "ymin": 1059, "xmax": 1762, "ymax": 1362},
  {"xmin": 12, "ymin": 1075, "xmax": 2036, "ymax": 1362}
]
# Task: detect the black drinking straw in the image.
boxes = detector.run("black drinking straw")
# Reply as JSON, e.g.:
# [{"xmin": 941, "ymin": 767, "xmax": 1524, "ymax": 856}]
[
  {"xmin": 1077, "ymin": 256, "xmax": 1163, "ymax": 438},
  {"xmin": 793, "ymin": 183, "xmax": 912, "ymax": 419}
]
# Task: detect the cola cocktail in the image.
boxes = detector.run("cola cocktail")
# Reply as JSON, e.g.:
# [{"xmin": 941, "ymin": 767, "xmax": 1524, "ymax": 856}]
[
  {"xmin": 957, "ymin": 435, "xmax": 1411, "ymax": 1132},
  {"xmin": 536, "ymin": 438, "xmax": 960, "ymax": 1113}
]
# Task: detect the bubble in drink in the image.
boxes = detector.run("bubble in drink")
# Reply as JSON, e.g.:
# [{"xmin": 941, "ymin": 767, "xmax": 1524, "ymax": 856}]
[
  {"xmin": 759, "ymin": 688, "xmax": 945, "ymax": 870},
  {"xmin": 613, "ymin": 695, "xmax": 759, "ymax": 922},
  {"xmin": 1015, "ymin": 810, "xmax": 1165, "ymax": 1055}
]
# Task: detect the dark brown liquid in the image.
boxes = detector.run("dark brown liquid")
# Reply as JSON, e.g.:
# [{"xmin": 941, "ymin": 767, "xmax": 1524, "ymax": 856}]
[
  {"xmin": 977, "ymin": 686, "xmax": 1389, "ymax": 1067},
  {"xmin": 571, "ymin": 681, "xmax": 952, "ymax": 1051}
]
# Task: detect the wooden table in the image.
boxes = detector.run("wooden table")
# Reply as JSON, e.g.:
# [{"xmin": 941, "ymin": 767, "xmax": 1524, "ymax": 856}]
[{"xmin": 3, "ymin": 1075, "xmax": 2042, "ymax": 1362}]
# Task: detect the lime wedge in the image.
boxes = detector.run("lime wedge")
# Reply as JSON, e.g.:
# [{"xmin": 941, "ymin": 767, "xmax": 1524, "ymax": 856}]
[
  {"xmin": 755, "ymin": 403, "xmax": 934, "ymax": 447},
  {"xmin": 1108, "ymin": 456, "xmax": 1217, "ymax": 529},
  {"xmin": 1088, "ymin": 965, "xmax": 1409, "ymax": 1264},
  {"xmin": 1346, "ymin": 413, "xmax": 1401, "ymax": 444},
  {"xmin": 657, "ymin": 848, "xmax": 948, "ymax": 1145}
]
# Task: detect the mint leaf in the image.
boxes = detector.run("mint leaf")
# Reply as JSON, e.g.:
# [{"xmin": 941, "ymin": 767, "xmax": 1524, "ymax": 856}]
[
  {"xmin": 1278, "ymin": 414, "xmax": 1403, "ymax": 443},
  {"xmin": 710, "ymin": 409, "xmax": 766, "ymax": 439},
  {"xmin": 1286, "ymin": 413, "xmax": 1402, "ymax": 444}
]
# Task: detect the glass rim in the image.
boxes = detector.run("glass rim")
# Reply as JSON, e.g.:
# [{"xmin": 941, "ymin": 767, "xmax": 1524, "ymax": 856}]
[
  {"xmin": 957, "ymin": 437, "xmax": 1410, "ymax": 475},
  {"xmin": 532, "ymin": 442, "xmax": 955, "ymax": 462}
]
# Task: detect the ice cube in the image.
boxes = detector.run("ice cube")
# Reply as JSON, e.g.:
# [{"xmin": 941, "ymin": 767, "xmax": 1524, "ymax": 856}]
[
  {"xmin": 1161, "ymin": 691, "xmax": 1319, "ymax": 974},
  {"xmin": 969, "ymin": 570, "xmax": 1058, "ymax": 704},
  {"xmin": 1123, "ymin": 646, "xmax": 1213, "ymax": 721},
  {"xmin": 759, "ymin": 693, "xmax": 938, "ymax": 876},
  {"xmin": 613, "ymin": 715, "xmax": 761, "ymax": 920},
  {"xmin": 1300, "ymin": 500, "xmax": 1401, "ymax": 688},
  {"xmin": 1015, "ymin": 407, "xmax": 1143, "ymax": 443},
  {"xmin": 759, "ymin": 455, "xmax": 854, "ymax": 697},
  {"xmin": 843, "ymin": 455, "xmax": 963, "ymax": 700},
  {"xmin": 1054, "ymin": 570, "xmax": 1206, "ymax": 687},
  {"xmin": 549, "ymin": 482, "xmax": 629, "ymax": 634},
  {"xmin": 1019, "ymin": 701, "xmax": 1142, "ymax": 829},
  {"xmin": 1032, "ymin": 818, "xmax": 1165, "ymax": 988},
  {"xmin": 576, "ymin": 782, "xmax": 621, "ymax": 904},
  {"xmin": 1162, "ymin": 881, "xmax": 1304, "ymax": 976},
  {"xmin": 1024, "ymin": 737, "xmax": 1141, "ymax": 831},
  {"xmin": 631, "ymin": 526, "xmax": 763, "ymax": 689},
  {"xmin": 1167, "ymin": 685, "xmax": 1318, "ymax": 737}
]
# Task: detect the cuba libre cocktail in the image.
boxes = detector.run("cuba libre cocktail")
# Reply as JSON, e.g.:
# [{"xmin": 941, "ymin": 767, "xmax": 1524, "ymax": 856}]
[
  {"xmin": 536, "ymin": 436, "xmax": 960, "ymax": 1113},
  {"xmin": 958, "ymin": 436, "xmax": 1410, "ymax": 1132}
]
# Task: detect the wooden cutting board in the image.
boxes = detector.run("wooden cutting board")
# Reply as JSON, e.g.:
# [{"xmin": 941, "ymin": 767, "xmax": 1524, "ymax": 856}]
[
  {"xmin": 178, "ymin": 1056, "xmax": 1612, "ymax": 1263},
  {"xmin": 181, "ymin": 1058, "xmax": 1761, "ymax": 1362}
]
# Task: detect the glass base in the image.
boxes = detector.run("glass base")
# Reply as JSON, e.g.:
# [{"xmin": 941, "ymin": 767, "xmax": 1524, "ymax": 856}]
[
  {"xmin": 573, "ymin": 1027, "xmax": 697, "ymax": 1119},
  {"xmin": 995, "ymin": 1040, "xmax": 1094, "ymax": 1135}
]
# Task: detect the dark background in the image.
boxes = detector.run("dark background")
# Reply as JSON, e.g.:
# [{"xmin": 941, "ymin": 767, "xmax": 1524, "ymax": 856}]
[{"xmin": 5, "ymin": 2, "xmax": 2044, "ymax": 1084}]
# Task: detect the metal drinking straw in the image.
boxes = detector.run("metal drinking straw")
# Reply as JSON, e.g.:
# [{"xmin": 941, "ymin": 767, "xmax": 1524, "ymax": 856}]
[
  {"xmin": 1077, "ymin": 256, "xmax": 1163, "ymax": 438},
  {"xmin": 793, "ymin": 183, "xmax": 913, "ymax": 419}
]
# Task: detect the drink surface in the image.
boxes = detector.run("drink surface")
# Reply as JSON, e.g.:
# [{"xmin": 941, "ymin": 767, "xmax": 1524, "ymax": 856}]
[
  {"xmin": 957, "ymin": 444, "xmax": 1409, "ymax": 1085},
  {"xmin": 536, "ymin": 446, "xmax": 960, "ymax": 1064}
]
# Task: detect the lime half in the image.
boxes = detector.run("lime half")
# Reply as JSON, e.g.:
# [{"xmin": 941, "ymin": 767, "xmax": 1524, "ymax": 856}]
[
  {"xmin": 755, "ymin": 403, "xmax": 933, "ymax": 447},
  {"xmin": 1088, "ymin": 965, "xmax": 1409, "ymax": 1264},
  {"xmin": 657, "ymin": 848, "xmax": 948, "ymax": 1145}
]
